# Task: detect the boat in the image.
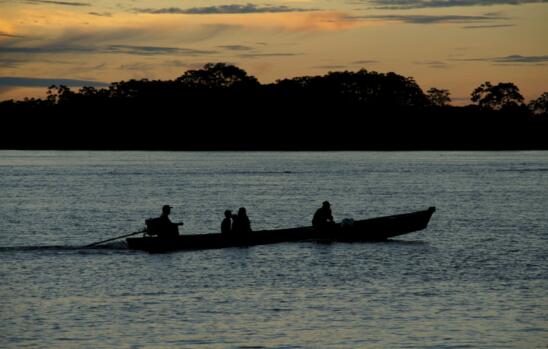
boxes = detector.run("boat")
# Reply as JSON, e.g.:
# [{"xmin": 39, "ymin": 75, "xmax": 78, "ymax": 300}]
[{"xmin": 126, "ymin": 207, "xmax": 436, "ymax": 253}]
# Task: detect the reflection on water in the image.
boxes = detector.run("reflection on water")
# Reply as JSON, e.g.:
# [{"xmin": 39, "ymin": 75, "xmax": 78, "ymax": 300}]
[{"xmin": 0, "ymin": 151, "xmax": 547, "ymax": 348}]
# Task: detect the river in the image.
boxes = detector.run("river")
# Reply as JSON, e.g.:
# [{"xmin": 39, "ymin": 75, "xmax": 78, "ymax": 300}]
[{"xmin": 0, "ymin": 151, "xmax": 546, "ymax": 348}]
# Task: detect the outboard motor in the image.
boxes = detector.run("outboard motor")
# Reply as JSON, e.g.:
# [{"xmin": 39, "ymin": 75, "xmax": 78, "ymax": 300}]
[{"xmin": 145, "ymin": 218, "xmax": 162, "ymax": 236}]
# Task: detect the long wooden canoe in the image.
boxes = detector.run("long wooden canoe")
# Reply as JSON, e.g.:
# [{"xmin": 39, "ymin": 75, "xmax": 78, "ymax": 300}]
[{"xmin": 126, "ymin": 207, "xmax": 435, "ymax": 253}]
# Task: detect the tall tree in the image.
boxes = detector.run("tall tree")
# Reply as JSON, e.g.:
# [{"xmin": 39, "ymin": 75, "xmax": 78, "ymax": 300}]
[
  {"xmin": 46, "ymin": 85, "xmax": 74, "ymax": 105},
  {"xmin": 528, "ymin": 92, "xmax": 548, "ymax": 116},
  {"xmin": 471, "ymin": 81, "xmax": 524, "ymax": 110},
  {"xmin": 176, "ymin": 63, "xmax": 259, "ymax": 89},
  {"xmin": 426, "ymin": 88, "xmax": 451, "ymax": 107}
]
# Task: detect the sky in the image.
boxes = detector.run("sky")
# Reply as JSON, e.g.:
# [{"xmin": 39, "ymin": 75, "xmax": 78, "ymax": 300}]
[{"xmin": 0, "ymin": 0, "xmax": 547, "ymax": 104}]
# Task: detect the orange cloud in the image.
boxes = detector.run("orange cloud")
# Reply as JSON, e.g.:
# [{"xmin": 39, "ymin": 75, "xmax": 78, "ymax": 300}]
[
  {"xmin": 0, "ymin": 19, "xmax": 17, "ymax": 38},
  {"xmin": 3, "ymin": 7, "xmax": 364, "ymax": 36},
  {"xmin": 131, "ymin": 11, "xmax": 365, "ymax": 33}
]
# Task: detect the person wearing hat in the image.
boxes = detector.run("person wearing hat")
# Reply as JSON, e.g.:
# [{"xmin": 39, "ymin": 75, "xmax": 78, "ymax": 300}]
[{"xmin": 312, "ymin": 201, "xmax": 335, "ymax": 230}]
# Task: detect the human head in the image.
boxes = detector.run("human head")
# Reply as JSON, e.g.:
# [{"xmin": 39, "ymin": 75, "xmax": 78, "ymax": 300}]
[
  {"xmin": 162, "ymin": 205, "xmax": 172, "ymax": 215},
  {"xmin": 322, "ymin": 201, "xmax": 330, "ymax": 208},
  {"xmin": 224, "ymin": 210, "xmax": 232, "ymax": 218},
  {"xmin": 238, "ymin": 207, "xmax": 247, "ymax": 216}
]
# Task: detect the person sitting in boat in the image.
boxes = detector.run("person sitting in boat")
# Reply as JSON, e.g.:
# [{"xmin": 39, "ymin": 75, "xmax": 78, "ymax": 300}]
[
  {"xmin": 232, "ymin": 207, "xmax": 252, "ymax": 235},
  {"xmin": 146, "ymin": 205, "xmax": 183, "ymax": 238},
  {"xmin": 312, "ymin": 201, "xmax": 335, "ymax": 230},
  {"xmin": 221, "ymin": 210, "xmax": 233, "ymax": 235}
]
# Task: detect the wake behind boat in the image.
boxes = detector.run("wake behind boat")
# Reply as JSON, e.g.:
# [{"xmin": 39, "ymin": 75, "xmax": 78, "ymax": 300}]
[{"xmin": 126, "ymin": 207, "xmax": 436, "ymax": 253}]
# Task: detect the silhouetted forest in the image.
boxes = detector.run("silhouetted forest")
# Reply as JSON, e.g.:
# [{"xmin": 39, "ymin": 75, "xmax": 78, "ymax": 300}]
[{"xmin": 1, "ymin": 63, "xmax": 547, "ymax": 150}]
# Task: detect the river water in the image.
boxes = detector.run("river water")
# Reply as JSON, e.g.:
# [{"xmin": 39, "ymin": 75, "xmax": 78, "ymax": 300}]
[{"xmin": 0, "ymin": 151, "xmax": 546, "ymax": 348}]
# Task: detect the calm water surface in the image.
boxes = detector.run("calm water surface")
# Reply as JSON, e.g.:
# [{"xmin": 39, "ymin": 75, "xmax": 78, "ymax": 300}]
[{"xmin": 0, "ymin": 151, "xmax": 547, "ymax": 348}]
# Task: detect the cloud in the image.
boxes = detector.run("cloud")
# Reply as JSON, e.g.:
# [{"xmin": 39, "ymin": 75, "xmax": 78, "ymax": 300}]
[
  {"xmin": 218, "ymin": 45, "xmax": 254, "ymax": 51},
  {"xmin": 493, "ymin": 54, "xmax": 548, "ymax": 62},
  {"xmin": 452, "ymin": 54, "xmax": 548, "ymax": 63},
  {"xmin": 0, "ymin": 44, "xmax": 217, "ymax": 56},
  {"xmin": 104, "ymin": 45, "xmax": 216, "ymax": 56},
  {"xmin": 118, "ymin": 60, "xmax": 196, "ymax": 71},
  {"xmin": 0, "ymin": 46, "xmax": 92, "ymax": 54},
  {"xmin": 365, "ymin": 0, "xmax": 547, "ymax": 9},
  {"xmin": 238, "ymin": 52, "xmax": 300, "ymax": 58},
  {"xmin": 0, "ymin": 77, "xmax": 108, "ymax": 87},
  {"xmin": 414, "ymin": 60, "xmax": 450, "ymax": 68},
  {"xmin": 217, "ymin": 44, "xmax": 299, "ymax": 58},
  {"xmin": 88, "ymin": 12, "xmax": 112, "ymax": 17},
  {"xmin": 461, "ymin": 24, "xmax": 515, "ymax": 28},
  {"xmin": 0, "ymin": 32, "xmax": 23, "ymax": 38},
  {"xmin": 23, "ymin": 0, "xmax": 90, "ymax": 6},
  {"xmin": 360, "ymin": 13, "xmax": 508, "ymax": 24},
  {"xmin": 134, "ymin": 4, "xmax": 318, "ymax": 15}
]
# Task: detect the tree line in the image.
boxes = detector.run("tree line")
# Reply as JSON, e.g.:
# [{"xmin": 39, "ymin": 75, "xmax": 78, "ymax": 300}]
[{"xmin": 1, "ymin": 63, "xmax": 547, "ymax": 149}]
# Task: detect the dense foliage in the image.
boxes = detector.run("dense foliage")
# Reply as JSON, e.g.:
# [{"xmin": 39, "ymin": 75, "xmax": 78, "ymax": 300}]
[{"xmin": 1, "ymin": 63, "xmax": 546, "ymax": 149}]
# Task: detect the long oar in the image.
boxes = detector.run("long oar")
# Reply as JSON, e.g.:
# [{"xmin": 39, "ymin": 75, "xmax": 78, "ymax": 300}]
[{"xmin": 84, "ymin": 229, "xmax": 145, "ymax": 248}]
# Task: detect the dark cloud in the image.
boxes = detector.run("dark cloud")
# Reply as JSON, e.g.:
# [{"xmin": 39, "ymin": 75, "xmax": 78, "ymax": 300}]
[
  {"xmin": 493, "ymin": 54, "xmax": 548, "ymax": 62},
  {"xmin": 238, "ymin": 52, "xmax": 300, "ymax": 58},
  {"xmin": 0, "ymin": 25, "xmax": 226, "ymax": 59},
  {"xmin": 0, "ymin": 44, "xmax": 217, "ymax": 56},
  {"xmin": 0, "ymin": 32, "xmax": 23, "ymax": 38},
  {"xmin": 461, "ymin": 24, "xmax": 515, "ymax": 28},
  {"xmin": 104, "ymin": 45, "xmax": 216, "ymax": 56},
  {"xmin": 218, "ymin": 45, "xmax": 254, "ymax": 51},
  {"xmin": 361, "ymin": 13, "xmax": 508, "ymax": 23},
  {"xmin": 2, "ymin": 21, "xmax": 237, "ymax": 55},
  {"xmin": 0, "ymin": 77, "xmax": 108, "ymax": 87},
  {"xmin": 23, "ymin": 0, "xmax": 90, "ymax": 6},
  {"xmin": 364, "ymin": 0, "xmax": 547, "ymax": 9},
  {"xmin": 88, "ymin": 12, "xmax": 112, "ymax": 17},
  {"xmin": 414, "ymin": 60, "xmax": 450, "ymax": 68},
  {"xmin": 0, "ymin": 56, "xmax": 75, "ymax": 68},
  {"xmin": 134, "ymin": 4, "xmax": 318, "ymax": 14},
  {"xmin": 0, "ymin": 46, "xmax": 93, "ymax": 54},
  {"xmin": 452, "ymin": 54, "xmax": 548, "ymax": 63}
]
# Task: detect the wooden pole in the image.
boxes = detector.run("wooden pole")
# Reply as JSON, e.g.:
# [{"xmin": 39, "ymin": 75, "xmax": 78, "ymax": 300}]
[{"xmin": 84, "ymin": 230, "xmax": 145, "ymax": 248}]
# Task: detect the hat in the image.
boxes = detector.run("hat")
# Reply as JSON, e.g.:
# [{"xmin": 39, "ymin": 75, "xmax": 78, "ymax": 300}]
[{"xmin": 162, "ymin": 205, "xmax": 172, "ymax": 211}]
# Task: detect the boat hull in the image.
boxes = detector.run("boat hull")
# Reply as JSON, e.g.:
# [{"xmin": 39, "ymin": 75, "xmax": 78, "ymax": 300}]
[{"xmin": 127, "ymin": 207, "xmax": 435, "ymax": 252}]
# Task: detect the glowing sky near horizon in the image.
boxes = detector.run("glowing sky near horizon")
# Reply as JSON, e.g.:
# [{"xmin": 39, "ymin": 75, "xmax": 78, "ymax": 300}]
[{"xmin": 0, "ymin": 0, "xmax": 547, "ymax": 104}]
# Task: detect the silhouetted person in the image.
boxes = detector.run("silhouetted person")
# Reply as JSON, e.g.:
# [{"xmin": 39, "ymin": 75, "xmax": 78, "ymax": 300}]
[
  {"xmin": 232, "ymin": 207, "xmax": 252, "ymax": 235},
  {"xmin": 146, "ymin": 205, "xmax": 183, "ymax": 238},
  {"xmin": 312, "ymin": 201, "xmax": 335, "ymax": 230},
  {"xmin": 221, "ymin": 210, "xmax": 232, "ymax": 235}
]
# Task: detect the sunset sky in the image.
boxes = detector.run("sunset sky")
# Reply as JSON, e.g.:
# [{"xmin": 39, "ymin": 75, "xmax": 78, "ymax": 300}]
[{"xmin": 0, "ymin": 0, "xmax": 546, "ymax": 104}]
